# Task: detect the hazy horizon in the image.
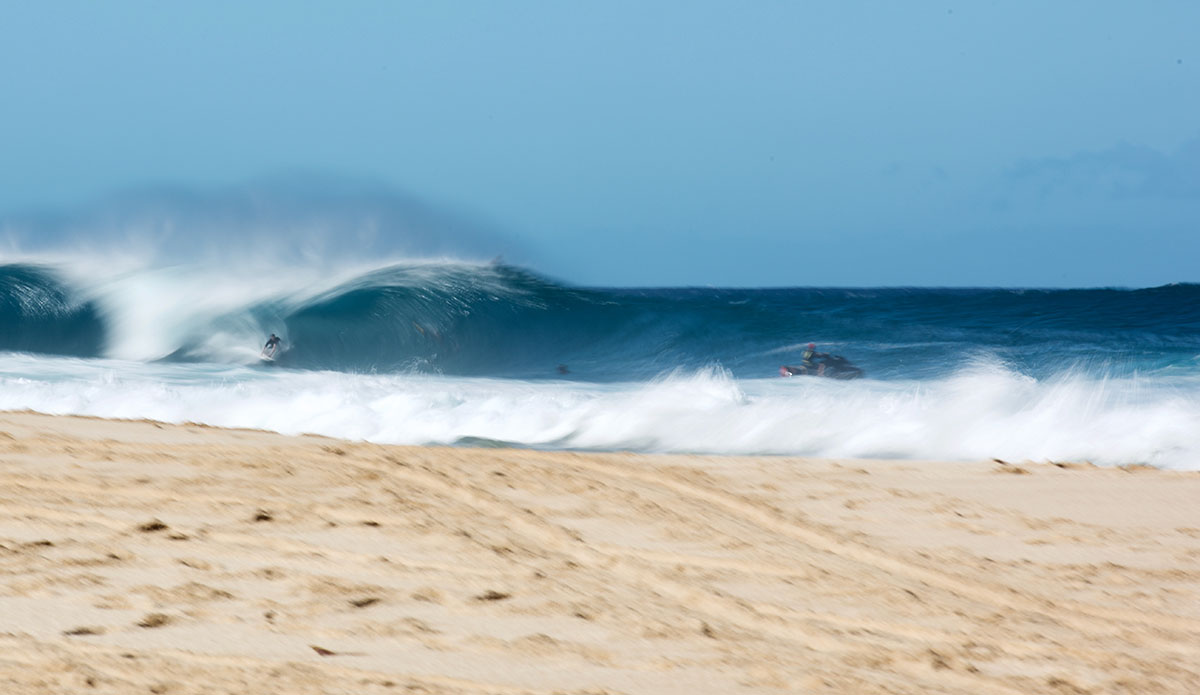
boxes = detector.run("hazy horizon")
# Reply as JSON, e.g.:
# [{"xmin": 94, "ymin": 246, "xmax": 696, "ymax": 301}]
[{"xmin": 2, "ymin": 3, "xmax": 1197, "ymax": 288}]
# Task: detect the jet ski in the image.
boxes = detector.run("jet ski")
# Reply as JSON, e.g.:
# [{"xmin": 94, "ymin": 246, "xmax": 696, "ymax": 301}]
[{"xmin": 779, "ymin": 354, "xmax": 864, "ymax": 380}]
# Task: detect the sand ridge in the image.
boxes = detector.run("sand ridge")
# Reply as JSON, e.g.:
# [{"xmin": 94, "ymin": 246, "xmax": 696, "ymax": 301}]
[{"xmin": 0, "ymin": 411, "xmax": 1198, "ymax": 693}]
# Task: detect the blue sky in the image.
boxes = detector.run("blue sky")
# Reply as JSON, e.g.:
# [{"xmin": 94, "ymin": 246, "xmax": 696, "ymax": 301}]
[{"xmin": 1, "ymin": 2, "xmax": 1197, "ymax": 287}]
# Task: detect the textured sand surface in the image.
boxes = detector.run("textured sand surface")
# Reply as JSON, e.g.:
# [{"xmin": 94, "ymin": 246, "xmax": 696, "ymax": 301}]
[{"xmin": 0, "ymin": 411, "xmax": 1198, "ymax": 694}]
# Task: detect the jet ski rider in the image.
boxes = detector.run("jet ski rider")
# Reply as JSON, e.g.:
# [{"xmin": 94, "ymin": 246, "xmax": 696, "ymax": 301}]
[{"xmin": 800, "ymin": 342, "xmax": 828, "ymax": 376}]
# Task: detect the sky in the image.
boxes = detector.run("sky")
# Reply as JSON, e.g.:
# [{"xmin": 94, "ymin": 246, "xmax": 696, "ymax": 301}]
[{"xmin": 1, "ymin": 2, "xmax": 1198, "ymax": 287}]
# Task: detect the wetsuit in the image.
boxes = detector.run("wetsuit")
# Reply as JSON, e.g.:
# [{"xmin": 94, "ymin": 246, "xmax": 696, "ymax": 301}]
[{"xmin": 263, "ymin": 335, "xmax": 281, "ymax": 357}]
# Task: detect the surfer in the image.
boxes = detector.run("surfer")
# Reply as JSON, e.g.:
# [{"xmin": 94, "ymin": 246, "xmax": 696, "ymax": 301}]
[{"xmin": 262, "ymin": 333, "xmax": 281, "ymax": 358}]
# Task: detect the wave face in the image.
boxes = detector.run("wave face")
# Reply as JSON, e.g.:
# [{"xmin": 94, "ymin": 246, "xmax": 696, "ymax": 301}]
[
  {"xmin": 1, "ymin": 261, "xmax": 1198, "ymax": 381},
  {"xmin": 0, "ymin": 265, "xmax": 106, "ymax": 356}
]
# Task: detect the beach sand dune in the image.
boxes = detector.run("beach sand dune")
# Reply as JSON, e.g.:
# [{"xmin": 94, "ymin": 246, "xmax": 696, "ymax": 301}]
[{"xmin": 0, "ymin": 412, "xmax": 1197, "ymax": 693}]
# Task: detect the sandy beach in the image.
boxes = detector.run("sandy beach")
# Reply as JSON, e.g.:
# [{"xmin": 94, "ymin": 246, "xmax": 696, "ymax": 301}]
[{"xmin": 0, "ymin": 411, "xmax": 1197, "ymax": 694}]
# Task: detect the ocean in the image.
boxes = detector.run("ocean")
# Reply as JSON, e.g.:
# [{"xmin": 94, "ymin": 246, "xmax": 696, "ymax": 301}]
[{"xmin": 0, "ymin": 258, "xmax": 1197, "ymax": 469}]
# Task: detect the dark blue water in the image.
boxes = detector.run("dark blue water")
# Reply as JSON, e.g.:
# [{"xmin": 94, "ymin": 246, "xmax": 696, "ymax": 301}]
[
  {"xmin": 2, "ymin": 262, "xmax": 1197, "ymax": 382},
  {"xmin": 0, "ymin": 265, "xmax": 106, "ymax": 357}
]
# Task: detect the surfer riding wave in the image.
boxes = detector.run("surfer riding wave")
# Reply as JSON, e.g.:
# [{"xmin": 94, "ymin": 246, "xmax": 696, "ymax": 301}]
[{"xmin": 261, "ymin": 333, "xmax": 282, "ymax": 360}]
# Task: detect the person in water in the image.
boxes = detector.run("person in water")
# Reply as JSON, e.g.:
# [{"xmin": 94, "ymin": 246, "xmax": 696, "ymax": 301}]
[
  {"xmin": 263, "ymin": 334, "xmax": 281, "ymax": 356},
  {"xmin": 800, "ymin": 342, "xmax": 828, "ymax": 376}
]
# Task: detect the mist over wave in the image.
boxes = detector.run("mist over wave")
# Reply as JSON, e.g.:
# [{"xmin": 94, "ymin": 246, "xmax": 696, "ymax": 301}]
[
  {"xmin": 1, "ymin": 174, "xmax": 521, "ymax": 268},
  {"xmin": 0, "ymin": 177, "xmax": 534, "ymax": 364}
]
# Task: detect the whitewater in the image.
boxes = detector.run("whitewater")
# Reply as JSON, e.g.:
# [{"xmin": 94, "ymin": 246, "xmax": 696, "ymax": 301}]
[{"xmin": 0, "ymin": 250, "xmax": 1197, "ymax": 469}]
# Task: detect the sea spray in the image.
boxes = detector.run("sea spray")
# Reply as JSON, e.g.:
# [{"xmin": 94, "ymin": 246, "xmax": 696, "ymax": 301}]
[{"xmin": 0, "ymin": 354, "xmax": 1196, "ymax": 469}]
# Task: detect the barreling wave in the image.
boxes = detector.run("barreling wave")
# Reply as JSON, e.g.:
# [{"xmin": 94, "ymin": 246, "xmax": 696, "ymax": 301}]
[
  {"xmin": 170, "ymin": 262, "xmax": 645, "ymax": 377},
  {"xmin": 0, "ymin": 261, "xmax": 1199, "ymax": 381},
  {"xmin": 0, "ymin": 259, "xmax": 717, "ymax": 377}
]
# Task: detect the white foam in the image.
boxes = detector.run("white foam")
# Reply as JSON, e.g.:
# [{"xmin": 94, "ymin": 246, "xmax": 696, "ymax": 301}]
[{"xmin": 0, "ymin": 355, "xmax": 1196, "ymax": 470}]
